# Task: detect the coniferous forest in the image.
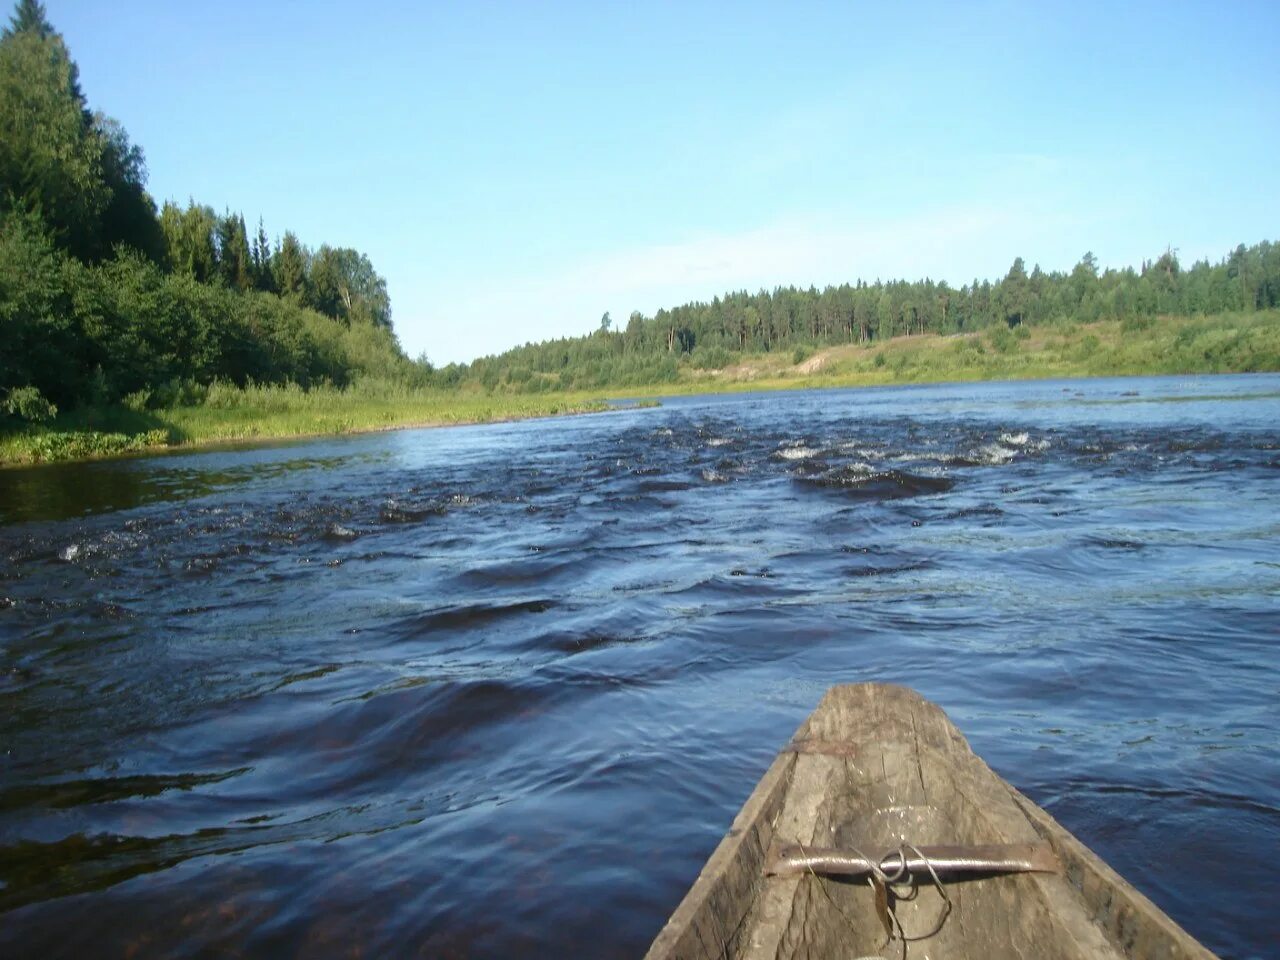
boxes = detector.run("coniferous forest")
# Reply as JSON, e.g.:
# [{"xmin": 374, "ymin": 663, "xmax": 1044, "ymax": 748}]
[
  {"xmin": 1, "ymin": 0, "xmax": 1277, "ymax": 458},
  {"xmin": 454, "ymin": 241, "xmax": 1280, "ymax": 391}
]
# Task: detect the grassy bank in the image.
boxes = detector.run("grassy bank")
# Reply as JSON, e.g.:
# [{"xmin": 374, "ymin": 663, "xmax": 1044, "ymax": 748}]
[
  {"xmin": 0, "ymin": 380, "xmax": 611, "ymax": 466},
  {"xmin": 3, "ymin": 311, "xmax": 1276, "ymax": 466},
  {"xmin": 613, "ymin": 311, "xmax": 1280, "ymax": 397}
]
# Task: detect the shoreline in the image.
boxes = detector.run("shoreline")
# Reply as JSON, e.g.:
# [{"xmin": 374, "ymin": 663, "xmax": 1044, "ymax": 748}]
[
  {"xmin": 3, "ymin": 366, "xmax": 1271, "ymax": 471},
  {"xmin": 0, "ymin": 398, "xmax": 617, "ymax": 470},
  {"xmin": 4, "ymin": 312, "xmax": 1277, "ymax": 468}
]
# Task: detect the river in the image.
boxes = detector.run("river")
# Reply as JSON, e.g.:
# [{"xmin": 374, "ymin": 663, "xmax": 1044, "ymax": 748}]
[{"xmin": 1, "ymin": 375, "xmax": 1277, "ymax": 959}]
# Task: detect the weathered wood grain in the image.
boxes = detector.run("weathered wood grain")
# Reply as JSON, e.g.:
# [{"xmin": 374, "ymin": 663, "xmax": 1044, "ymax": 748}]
[{"xmin": 644, "ymin": 683, "xmax": 1217, "ymax": 960}]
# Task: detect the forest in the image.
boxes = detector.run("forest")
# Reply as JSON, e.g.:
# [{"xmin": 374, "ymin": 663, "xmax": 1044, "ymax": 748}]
[
  {"xmin": 0, "ymin": 0, "xmax": 413, "ymax": 428},
  {"xmin": 455, "ymin": 241, "xmax": 1280, "ymax": 392}
]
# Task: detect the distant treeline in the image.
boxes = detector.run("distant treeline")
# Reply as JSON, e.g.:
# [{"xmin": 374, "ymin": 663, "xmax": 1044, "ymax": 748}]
[
  {"xmin": 452, "ymin": 242, "xmax": 1280, "ymax": 391},
  {"xmin": 0, "ymin": 1, "xmax": 411, "ymax": 423}
]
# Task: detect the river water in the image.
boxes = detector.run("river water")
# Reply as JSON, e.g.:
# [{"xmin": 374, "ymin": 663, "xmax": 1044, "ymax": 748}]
[{"xmin": 1, "ymin": 375, "xmax": 1277, "ymax": 959}]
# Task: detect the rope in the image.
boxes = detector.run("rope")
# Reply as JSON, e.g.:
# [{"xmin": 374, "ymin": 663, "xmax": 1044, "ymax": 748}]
[{"xmin": 794, "ymin": 839, "xmax": 953, "ymax": 960}]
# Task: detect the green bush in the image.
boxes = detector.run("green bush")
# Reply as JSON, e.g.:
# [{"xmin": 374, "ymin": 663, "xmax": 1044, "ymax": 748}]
[
  {"xmin": 691, "ymin": 344, "xmax": 736, "ymax": 369},
  {"xmin": 950, "ymin": 337, "xmax": 985, "ymax": 357},
  {"xmin": 122, "ymin": 388, "xmax": 151, "ymax": 412},
  {"xmin": 28, "ymin": 429, "xmax": 169, "ymax": 463},
  {"xmin": 2, "ymin": 385, "xmax": 58, "ymax": 424},
  {"xmin": 150, "ymin": 378, "xmax": 208, "ymax": 408},
  {"xmin": 1076, "ymin": 334, "xmax": 1101, "ymax": 358},
  {"xmin": 987, "ymin": 326, "xmax": 1016, "ymax": 353}
]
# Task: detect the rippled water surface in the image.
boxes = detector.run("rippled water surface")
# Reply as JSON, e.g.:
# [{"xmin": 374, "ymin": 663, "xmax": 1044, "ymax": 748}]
[{"xmin": 1, "ymin": 375, "xmax": 1278, "ymax": 959}]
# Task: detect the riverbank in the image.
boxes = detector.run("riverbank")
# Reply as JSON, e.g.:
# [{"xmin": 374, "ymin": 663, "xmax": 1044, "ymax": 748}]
[
  {"xmin": 0, "ymin": 383, "xmax": 612, "ymax": 466},
  {"xmin": 615, "ymin": 310, "xmax": 1280, "ymax": 397},
  {"xmin": 3, "ymin": 312, "xmax": 1276, "ymax": 466}
]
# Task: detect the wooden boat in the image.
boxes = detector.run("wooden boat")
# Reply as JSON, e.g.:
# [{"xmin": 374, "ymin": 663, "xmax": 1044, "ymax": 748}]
[{"xmin": 645, "ymin": 683, "xmax": 1216, "ymax": 960}]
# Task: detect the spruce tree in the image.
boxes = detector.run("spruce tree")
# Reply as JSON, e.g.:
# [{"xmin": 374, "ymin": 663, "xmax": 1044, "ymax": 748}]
[
  {"xmin": 0, "ymin": 11, "xmax": 108, "ymax": 258},
  {"xmin": 4, "ymin": 0, "xmax": 53, "ymax": 39}
]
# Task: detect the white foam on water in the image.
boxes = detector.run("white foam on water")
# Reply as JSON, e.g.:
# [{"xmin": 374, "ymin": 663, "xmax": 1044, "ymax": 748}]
[
  {"xmin": 842, "ymin": 462, "xmax": 877, "ymax": 475},
  {"xmin": 838, "ymin": 444, "xmax": 887, "ymax": 460},
  {"xmin": 997, "ymin": 431, "xmax": 1050, "ymax": 452},
  {"xmin": 975, "ymin": 443, "xmax": 1018, "ymax": 465},
  {"xmin": 776, "ymin": 446, "xmax": 822, "ymax": 460}
]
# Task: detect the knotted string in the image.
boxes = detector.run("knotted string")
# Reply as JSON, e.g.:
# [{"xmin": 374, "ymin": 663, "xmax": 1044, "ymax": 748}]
[{"xmin": 794, "ymin": 839, "xmax": 953, "ymax": 960}]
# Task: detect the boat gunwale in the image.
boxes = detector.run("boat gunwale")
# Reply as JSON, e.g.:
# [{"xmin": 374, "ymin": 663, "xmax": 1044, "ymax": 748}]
[
  {"xmin": 643, "ymin": 683, "xmax": 1219, "ymax": 960},
  {"xmin": 644, "ymin": 748, "xmax": 799, "ymax": 958}
]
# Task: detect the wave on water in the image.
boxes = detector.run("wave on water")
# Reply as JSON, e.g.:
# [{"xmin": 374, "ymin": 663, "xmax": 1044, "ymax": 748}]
[
  {"xmin": 794, "ymin": 465, "xmax": 955, "ymax": 499},
  {"xmin": 972, "ymin": 443, "xmax": 1018, "ymax": 465},
  {"xmin": 379, "ymin": 499, "xmax": 449, "ymax": 523},
  {"xmin": 388, "ymin": 598, "xmax": 559, "ymax": 639}
]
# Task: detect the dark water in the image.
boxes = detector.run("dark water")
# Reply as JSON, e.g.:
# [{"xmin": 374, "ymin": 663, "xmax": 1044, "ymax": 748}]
[{"xmin": 1, "ymin": 375, "xmax": 1278, "ymax": 960}]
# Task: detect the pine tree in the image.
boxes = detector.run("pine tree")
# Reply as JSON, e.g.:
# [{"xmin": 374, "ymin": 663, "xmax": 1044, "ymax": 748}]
[
  {"xmin": 216, "ymin": 211, "xmax": 252, "ymax": 290},
  {"xmin": 160, "ymin": 200, "xmax": 218, "ymax": 281},
  {"xmin": 1000, "ymin": 257, "xmax": 1030, "ymax": 327},
  {"xmin": 251, "ymin": 217, "xmax": 273, "ymax": 291},
  {"xmin": 4, "ymin": 0, "xmax": 53, "ymax": 39},
  {"xmin": 0, "ymin": 9, "xmax": 109, "ymax": 258},
  {"xmin": 273, "ymin": 231, "xmax": 308, "ymax": 299}
]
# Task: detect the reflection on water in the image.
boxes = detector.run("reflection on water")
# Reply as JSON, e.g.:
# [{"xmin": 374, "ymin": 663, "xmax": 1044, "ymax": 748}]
[
  {"xmin": 0, "ymin": 374, "xmax": 1277, "ymax": 959},
  {"xmin": 0, "ymin": 444, "xmax": 392, "ymax": 524}
]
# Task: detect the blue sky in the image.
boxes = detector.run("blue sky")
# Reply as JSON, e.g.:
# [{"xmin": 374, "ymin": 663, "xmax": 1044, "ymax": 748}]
[{"xmin": 53, "ymin": 1, "xmax": 1280, "ymax": 364}]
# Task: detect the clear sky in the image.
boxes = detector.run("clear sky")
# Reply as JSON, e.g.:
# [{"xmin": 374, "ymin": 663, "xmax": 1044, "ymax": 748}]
[{"xmin": 51, "ymin": 1, "xmax": 1280, "ymax": 365}]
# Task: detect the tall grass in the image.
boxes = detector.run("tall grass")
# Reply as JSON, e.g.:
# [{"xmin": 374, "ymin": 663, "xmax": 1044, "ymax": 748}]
[
  {"xmin": 165, "ymin": 379, "xmax": 609, "ymax": 440},
  {"xmin": 0, "ymin": 380, "xmax": 610, "ymax": 464}
]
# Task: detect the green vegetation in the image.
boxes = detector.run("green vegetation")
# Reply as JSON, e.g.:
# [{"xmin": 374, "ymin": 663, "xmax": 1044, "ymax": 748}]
[
  {"xmin": 0, "ymin": 380, "xmax": 609, "ymax": 465},
  {"xmin": 446, "ymin": 245, "xmax": 1280, "ymax": 394},
  {"xmin": 0, "ymin": 3, "xmax": 416, "ymax": 436},
  {"xmin": 610, "ymin": 311, "xmax": 1280, "ymax": 396},
  {"xmin": 1, "ymin": 1, "xmax": 1277, "ymax": 466}
]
